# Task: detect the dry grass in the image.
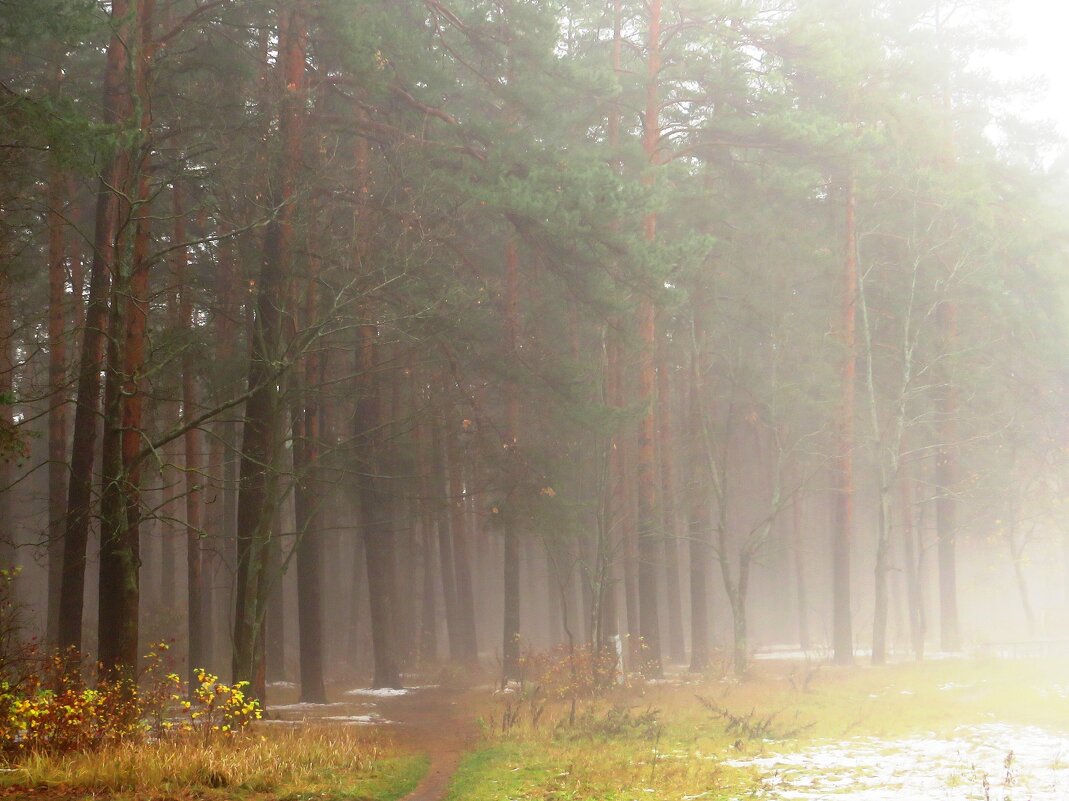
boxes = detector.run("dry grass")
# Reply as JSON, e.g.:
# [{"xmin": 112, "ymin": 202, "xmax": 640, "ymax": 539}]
[
  {"xmin": 449, "ymin": 657, "xmax": 1069, "ymax": 800},
  {"xmin": 0, "ymin": 725, "xmax": 426, "ymax": 800}
]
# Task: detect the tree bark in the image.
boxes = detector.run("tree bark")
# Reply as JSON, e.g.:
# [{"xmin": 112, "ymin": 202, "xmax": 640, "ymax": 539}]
[
  {"xmin": 447, "ymin": 426, "xmax": 478, "ymax": 662},
  {"xmin": 900, "ymin": 471, "xmax": 925, "ymax": 660},
  {"xmin": 871, "ymin": 486, "xmax": 892, "ymax": 665},
  {"xmin": 687, "ymin": 312, "xmax": 712, "ymax": 672},
  {"xmin": 292, "ymin": 247, "xmax": 326, "ymax": 704},
  {"xmin": 790, "ymin": 482, "xmax": 810, "ymax": 651},
  {"xmin": 98, "ymin": 0, "xmax": 153, "ymax": 679},
  {"xmin": 657, "ymin": 330, "xmax": 685, "ymax": 663},
  {"xmin": 175, "ymin": 186, "xmax": 206, "ymax": 686},
  {"xmin": 233, "ymin": 4, "xmax": 305, "ymax": 701},
  {"xmin": 831, "ymin": 172, "xmax": 857, "ymax": 666},
  {"xmin": 356, "ymin": 325, "xmax": 400, "ymax": 688},
  {"xmin": 634, "ymin": 0, "xmax": 664, "ymax": 679},
  {"xmin": 58, "ymin": 0, "xmax": 136, "ymax": 654},
  {"xmin": 501, "ymin": 238, "xmax": 522, "ymax": 683},
  {"xmin": 936, "ymin": 300, "xmax": 961, "ymax": 652},
  {"xmin": 45, "ymin": 163, "xmax": 68, "ymax": 646},
  {"xmin": 431, "ymin": 417, "xmax": 461, "ymax": 660}
]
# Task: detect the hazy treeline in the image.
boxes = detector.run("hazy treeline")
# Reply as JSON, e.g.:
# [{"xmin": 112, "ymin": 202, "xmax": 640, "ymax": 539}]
[{"xmin": 0, "ymin": 0, "xmax": 1067, "ymax": 699}]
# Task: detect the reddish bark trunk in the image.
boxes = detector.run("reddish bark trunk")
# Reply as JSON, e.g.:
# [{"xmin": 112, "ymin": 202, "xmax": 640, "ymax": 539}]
[
  {"xmin": 58, "ymin": 0, "xmax": 135, "ymax": 654},
  {"xmin": 233, "ymin": 5, "xmax": 305, "ymax": 701},
  {"xmin": 98, "ymin": 0, "xmax": 153, "ymax": 678}
]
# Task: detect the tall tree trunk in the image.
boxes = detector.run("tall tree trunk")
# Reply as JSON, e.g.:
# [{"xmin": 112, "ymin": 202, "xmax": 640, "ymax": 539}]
[
  {"xmin": 728, "ymin": 555, "xmax": 751, "ymax": 675},
  {"xmin": 356, "ymin": 325, "xmax": 400, "ymax": 688},
  {"xmin": 635, "ymin": 0, "xmax": 663, "ymax": 679},
  {"xmin": 871, "ymin": 486, "xmax": 892, "ymax": 665},
  {"xmin": 292, "ymin": 277, "xmax": 327, "ymax": 703},
  {"xmin": 501, "ymin": 238, "xmax": 522, "ymax": 683},
  {"xmin": 431, "ymin": 417, "xmax": 461, "ymax": 659},
  {"xmin": 212, "ymin": 238, "xmax": 239, "ymax": 671},
  {"xmin": 46, "ymin": 163, "xmax": 68, "ymax": 645},
  {"xmin": 264, "ymin": 519, "xmax": 285, "ymax": 684},
  {"xmin": 175, "ymin": 186, "xmax": 206, "ymax": 685},
  {"xmin": 831, "ymin": 172, "xmax": 857, "ymax": 666},
  {"xmin": 657, "ymin": 331, "xmax": 685, "ymax": 663},
  {"xmin": 899, "ymin": 471, "xmax": 924, "ymax": 660},
  {"xmin": 413, "ymin": 397, "xmax": 437, "ymax": 662},
  {"xmin": 687, "ymin": 318, "xmax": 712, "ymax": 673},
  {"xmin": 160, "ymin": 241, "xmax": 183, "ymax": 617},
  {"xmin": 936, "ymin": 299, "xmax": 961, "ymax": 652},
  {"xmin": 419, "ymin": 511, "xmax": 438, "ymax": 662},
  {"xmin": 591, "ymin": 0, "xmax": 623, "ymax": 669},
  {"xmin": 58, "ymin": 0, "xmax": 136, "ymax": 654},
  {"xmin": 233, "ymin": 5, "xmax": 305, "ymax": 701},
  {"xmin": 790, "ymin": 482, "xmax": 810, "ymax": 651},
  {"xmin": 448, "ymin": 428, "xmax": 478, "ymax": 663},
  {"xmin": 0, "ymin": 224, "xmax": 16, "ymax": 587},
  {"xmin": 98, "ymin": 0, "xmax": 152, "ymax": 678},
  {"xmin": 347, "ymin": 510, "xmax": 368, "ymax": 670}
]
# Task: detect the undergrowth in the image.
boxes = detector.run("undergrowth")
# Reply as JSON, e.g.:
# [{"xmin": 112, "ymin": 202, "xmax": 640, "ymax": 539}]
[
  {"xmin": 455, "ymin": 653, "xmax": 1069, "ymax": 801},
  {"xmin": 3, "ymin": 726, "xmax": 425, "ymax": 799}
]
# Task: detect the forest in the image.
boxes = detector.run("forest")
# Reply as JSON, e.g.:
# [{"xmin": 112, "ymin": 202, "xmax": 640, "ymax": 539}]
[{"xmin": 2, "ymin": 1, "xmax": 1069, "ymax": 799}]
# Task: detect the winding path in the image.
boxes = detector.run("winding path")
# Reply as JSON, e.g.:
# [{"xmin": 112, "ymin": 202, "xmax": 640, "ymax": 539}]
[{"xmin": 376, "ymin": 687, "xmax": 481, "ymax": 801}]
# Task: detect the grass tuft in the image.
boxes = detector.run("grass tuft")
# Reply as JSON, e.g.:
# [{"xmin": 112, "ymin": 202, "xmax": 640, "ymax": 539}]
[{"xmin": 1, "ymin": 725, "xmax": 426, "ymax": 800}]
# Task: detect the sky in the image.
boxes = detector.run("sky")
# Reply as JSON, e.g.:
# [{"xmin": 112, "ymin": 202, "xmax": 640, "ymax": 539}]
[{"xmin": 1001, "ymin": 0, "xmax": 1069, "ymax": 143}]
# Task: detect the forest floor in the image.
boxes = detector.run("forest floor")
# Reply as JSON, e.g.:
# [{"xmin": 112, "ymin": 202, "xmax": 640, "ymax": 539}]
[
  {"xmin": 440, "ymin": 655, "xmax": 1069, "ymax": 801},
  {"xmin": 4, "ymin": 656, "xmax": 1069, "ymax": 800},
  {"xmin": 369, "ymin": 685, "xmax": 484, "ymax": 801},
  {"xmin": 268, "ymin": 679, "xmax": 487, "ymax": 801}
]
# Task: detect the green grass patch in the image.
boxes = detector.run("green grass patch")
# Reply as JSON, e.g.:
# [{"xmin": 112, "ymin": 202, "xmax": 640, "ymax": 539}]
[{"xmin": 447, "ymin": 658, "xmax": 1069, "ymax": 800}]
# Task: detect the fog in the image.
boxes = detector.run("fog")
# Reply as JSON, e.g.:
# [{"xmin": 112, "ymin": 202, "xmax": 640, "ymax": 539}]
[{"xmin": 2, "ymin": 1, "xmax": 1069, "ymax": 797}]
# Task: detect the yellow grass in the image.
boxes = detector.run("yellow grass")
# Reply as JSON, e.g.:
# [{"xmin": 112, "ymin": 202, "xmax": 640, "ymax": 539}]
[{"xmin": 2, "ymin": 724, "xmax": 426, "ymax": 800}]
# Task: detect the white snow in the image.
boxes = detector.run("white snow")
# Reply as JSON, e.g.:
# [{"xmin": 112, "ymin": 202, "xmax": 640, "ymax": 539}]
[
  {"xmin": 342, "ymin": 685, "xmax": 435, "ymax": 698},
  {"xmin": 268, "ymin": 702, "xmax": 351, "ymax": 713},
  {"xmin": 321, "ymin": 714, "xmax": 396, "ymax": 725},
  {"xmin": 725, "ymin": 723, "xmax": 1069, "ymax": 800}
]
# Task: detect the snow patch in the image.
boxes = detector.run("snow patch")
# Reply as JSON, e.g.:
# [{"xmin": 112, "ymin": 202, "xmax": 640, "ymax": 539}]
[
  {"xmin": 268, "ymin": 702, "xmax": 350, "ymax": 714},
  {"xmin": 725, "ymin": 723, "xmax": 1069, "ymax": 800},
  {"xmin": 321, "ymin": 714, "xmax": 395, "ymax": 725},
  {"xmin": 343, "ymin": 685, "xmax": 434, "ymax": 698}
]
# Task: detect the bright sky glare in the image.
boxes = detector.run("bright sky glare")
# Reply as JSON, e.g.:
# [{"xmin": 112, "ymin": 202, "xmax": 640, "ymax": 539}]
[{"xmin": 1002, "ymin": 1, "xmax": 1069, "ymax": 143}]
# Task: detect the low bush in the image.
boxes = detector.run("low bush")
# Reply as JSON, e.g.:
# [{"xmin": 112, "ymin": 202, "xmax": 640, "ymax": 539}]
[
  {"xmin": 516, "ymin": 642, "xmax": 619, "ymax": 699},
  {"xmin": 0, "ymin": 643, "xmax": 261, "ymax": 758}
]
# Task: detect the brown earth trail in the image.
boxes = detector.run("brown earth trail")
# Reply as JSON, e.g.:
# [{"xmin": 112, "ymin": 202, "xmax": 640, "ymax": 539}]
[{"xmin": 376, "ymin": 686, "xmax": 483, "ymax": 801}]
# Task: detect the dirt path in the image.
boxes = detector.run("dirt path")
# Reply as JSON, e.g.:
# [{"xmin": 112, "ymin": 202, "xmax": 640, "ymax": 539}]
[{"xmin": 375, "ymin": 687, "xmax": 483, "ymax": 801}]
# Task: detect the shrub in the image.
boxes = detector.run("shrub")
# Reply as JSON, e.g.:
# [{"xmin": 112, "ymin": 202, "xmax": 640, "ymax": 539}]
[
  {"xmin": 0, "ymin": 652, "xmax": 145, "ymax": 754},
  {"xmin": 0, "ymin": 642, "xmax": 261, "ymax": 758},
  {"xmin": 563, "ymin": 704, "xmax": 663, "ymax": 741},
  {"xmin": 174, "ymin": 669, "xmax": 262, "ymax": 741},
  {"xmin": 516, "ymin": 643, "xmax": 620, "ymax": 700}
]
